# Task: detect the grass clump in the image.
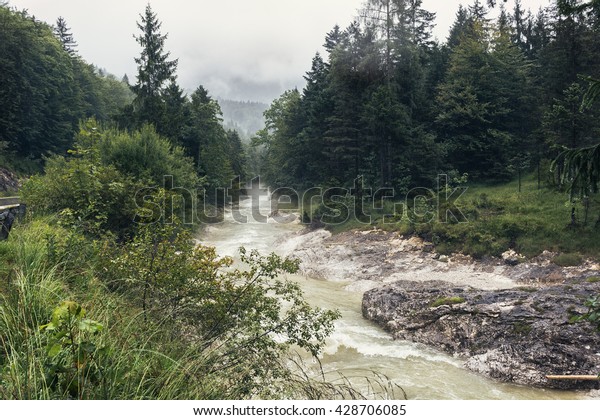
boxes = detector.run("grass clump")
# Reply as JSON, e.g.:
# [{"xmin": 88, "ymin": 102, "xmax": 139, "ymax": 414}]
[
  {"xmin": 552, "ymin": 253, "xmax": 584, "ymax": 267},
  {"xmin": 430, "ymin": 296, "xmax": 466, "ymax": 308},
  {"xmin": 512, "ymin": 321, "xmax": 533, "ymax": 335}
]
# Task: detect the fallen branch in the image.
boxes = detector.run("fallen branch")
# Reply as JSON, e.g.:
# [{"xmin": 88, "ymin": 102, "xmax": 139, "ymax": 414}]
[{"xmin": 546, "ymin": 375, "xmax": 599, "ymax": 381}]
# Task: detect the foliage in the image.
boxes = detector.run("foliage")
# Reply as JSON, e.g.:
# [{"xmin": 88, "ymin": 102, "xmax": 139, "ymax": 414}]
[
  {"xmin": 39, "ymin": 301, "xmax": 106, "ymax": 399},
  {"xmin": 97, "ymin": 223, "xmax": 340, "ymax": 363},
  {"xmin": 130, "ymin": 4, "xmax": 178, "ymax": 131},
  {"xmin": 552, "ymin": 253, "xmax": 584, "ymax": 267},
  {"xmin": 54, "ymin": 16, "xmax": 77, "ymax": 56},
  {"xmin": 572, "ymin": 295, "xmax": 600, "ymax": 332},
  {"xmin": 0, "ymin": 6, "xmax": 132, "ymax": 160},
  {"xmin": 0, "ymin": 215, "xmax": 347, "ymax": 400},
  {"xmin": 553, "ymin": 143, "xmax": 600, "ymax": 199},
  {"xmin": 182, "ymin": 87, "xmax": 235, "ymax": 189},
  {"xmin": 21, "ymin": 120, "xmax": 199, "ymax": 237}
]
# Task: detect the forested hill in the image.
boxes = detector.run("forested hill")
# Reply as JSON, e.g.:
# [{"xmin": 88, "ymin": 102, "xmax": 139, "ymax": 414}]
[
  {"xmin": 218, "ymin": 99, "xmax": 268, "ymax": 141},
  {"xmin": 0, "ymin": 4, "xmax": 247, "ymax": 188},
  {"xmin": 254, "ymin": 0, "xmax": 600, "ymax": 192},
  {"xmin": 0, "ymin": 6, "xmax": 133, "ymax": 166}
]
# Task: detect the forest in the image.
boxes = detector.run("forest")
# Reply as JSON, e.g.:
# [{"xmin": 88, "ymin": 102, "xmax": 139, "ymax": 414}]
[
  {"xmin": 1, "ymin": 0, "xmax": 600, "ymax": 401},
  {"xmin": 255, "ymin": 0, "xmax": 600, "ymax": 192}
]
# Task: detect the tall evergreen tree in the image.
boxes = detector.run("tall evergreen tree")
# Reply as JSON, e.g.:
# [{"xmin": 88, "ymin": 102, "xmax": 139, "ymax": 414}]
[
  {"xmin": 447, "ymin": 5, "xmax": 470, "ymax": 48},
  {"xmin": 182, "ymin": 86, "xmax": 234, "ymax": 189},
  {"xmin": 131, "ymin": 4, "xmax": 178, "ymax": 131},
  {"xmin": 161, "ymin": 80, "xmax": 187, "ymax": 142},
  {"xmin": 54, "ymin": 16, "xmax": 77, "ymax": 56},
  {"xmin": 436, "ymin": 16, "xmax": 534, "ymax": 181}
]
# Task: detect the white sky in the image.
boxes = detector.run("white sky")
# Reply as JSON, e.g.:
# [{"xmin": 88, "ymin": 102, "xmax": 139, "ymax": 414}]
[{"xmin": 6, "ymin": 0, "xmax": 551, "ymax": 102}]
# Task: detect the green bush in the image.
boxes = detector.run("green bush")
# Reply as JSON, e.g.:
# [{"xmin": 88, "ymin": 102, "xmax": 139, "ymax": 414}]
[
  {"xmin": 0, "ymin": 219, "xmax": 349, "ymax": 400},
  {"xmin": 77, "ymin": 120, "xmax": 199, "ymax": 190},
  {"xmin": 552, "ymin": 253, "xmax": 584, "ymax": 267},
  {"xmin": 21, "ymin": 120, "xmax": 201, "ymax": 238}
]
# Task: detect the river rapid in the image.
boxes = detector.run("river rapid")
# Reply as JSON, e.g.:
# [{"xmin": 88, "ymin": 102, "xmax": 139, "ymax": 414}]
[{"xmin": 198, "ymin": 194, "xmax": 583, "ymax": 400}]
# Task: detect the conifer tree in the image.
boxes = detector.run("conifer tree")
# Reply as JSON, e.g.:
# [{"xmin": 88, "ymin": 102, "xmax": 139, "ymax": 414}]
[
  {"xmin": 54, "ymin": 16, "xmax": 78, "ymax": 56},
  {"xmin": 132, "ymin": 4, "xmax": 178, "ymax": 131}
]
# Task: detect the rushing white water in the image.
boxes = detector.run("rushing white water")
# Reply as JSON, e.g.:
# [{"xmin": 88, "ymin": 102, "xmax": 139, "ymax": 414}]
[{"xmin": 198, "ymin": 194, "xmax": 584, "ymax": 400}]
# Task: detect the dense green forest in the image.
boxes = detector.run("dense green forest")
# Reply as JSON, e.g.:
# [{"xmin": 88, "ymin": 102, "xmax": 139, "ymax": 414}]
[
  {"xmin": 219, "ymin": 99, "xmax": 268, "ymax": 141},
  {"xmin": 255, "ymin": 0, "xmax": 600, "ymax": 192},
  {"xmin": 0, "ymin": 6, "xmax": 133, "ymax": 170}
]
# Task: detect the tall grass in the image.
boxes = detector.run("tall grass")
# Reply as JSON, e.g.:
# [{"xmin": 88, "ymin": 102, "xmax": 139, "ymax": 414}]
[
  {"xmin": 0, "ymin": 227, "xmax": 64, "ymax": 399},
  {"xmin": 1, "ymin": 219, "xmax": 389, "ymax": 400}
]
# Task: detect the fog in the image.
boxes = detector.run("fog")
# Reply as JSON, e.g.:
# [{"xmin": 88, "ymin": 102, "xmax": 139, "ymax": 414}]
[{"xmin": 6, "ymin": 0, "xmax": 551, "ymax": 103}]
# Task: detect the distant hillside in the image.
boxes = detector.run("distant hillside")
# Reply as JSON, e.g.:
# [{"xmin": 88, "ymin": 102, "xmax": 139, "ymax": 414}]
[{"xmin": 217, "ymin": 98, "xmax": 268, "ymax": 141}]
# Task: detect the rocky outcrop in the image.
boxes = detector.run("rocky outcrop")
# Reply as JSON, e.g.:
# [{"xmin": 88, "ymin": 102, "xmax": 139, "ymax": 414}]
[
  {"xmin": 0, "ymin": 167, "xmax": 19, "ymax": 192},
  {"xmin": 362, "ymin": 279, "xmax": 600, "ymax": 389}
]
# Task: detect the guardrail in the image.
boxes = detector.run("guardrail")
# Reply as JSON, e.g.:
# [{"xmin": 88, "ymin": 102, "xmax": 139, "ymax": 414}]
[
  {"xmin": 0, "ymin": 196, "xmax": 21, "ymax": 208},
  {"xmin": 0, "ymin": 197, "xmax": 24, "ymax": 240}
]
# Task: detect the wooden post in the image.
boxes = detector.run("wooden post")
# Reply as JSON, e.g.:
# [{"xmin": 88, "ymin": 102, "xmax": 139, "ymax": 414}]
[{"xmin": 546, "ymin": 375, "xmax": 599, "ymax": 381}]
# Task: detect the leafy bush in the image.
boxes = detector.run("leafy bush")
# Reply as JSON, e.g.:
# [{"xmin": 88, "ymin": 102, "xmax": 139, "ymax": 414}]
[
  {"xmin": 0, "ymin": 219, "xmax": 346, "ymax": 399},
  {"xmin": 552, "ymin": 253, "xmax": 583, "ymax": 267},
  {"xmin": 40, "ymin": 301, "xmax": 107, "ymax": 399},
  {"xmin": 76, "ymin": 120, "xmax": 199, "ymax": 190},
  {"xmin": 96, "ymin": 222, "xmax": 340, "ymax": 396},
  {"xmin": 21, "ymin": 120, "xmax": 201, "ymax": 238}
]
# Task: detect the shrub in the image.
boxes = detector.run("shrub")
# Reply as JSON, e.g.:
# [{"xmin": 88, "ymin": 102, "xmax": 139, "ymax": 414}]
[
  {"xmin": 21, "ymin": 120, "xmax": 201, "ymax": 238},
  {"xmin": 96, "ymin": 222, "xmax": 341, "ymax": 396},
  {"xmin": 552, "ymin": 253, "xmax": 583, "ymax": 267}
]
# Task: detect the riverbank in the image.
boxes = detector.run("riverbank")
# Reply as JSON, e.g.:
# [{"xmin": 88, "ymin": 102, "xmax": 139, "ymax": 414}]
[
  {"xmin": 278, "ymin": 227, "xmax": 600, "ymax": 291},
  {"xmin": 278, "ymin": 227, "xmax": 600, "ymax": 390}
]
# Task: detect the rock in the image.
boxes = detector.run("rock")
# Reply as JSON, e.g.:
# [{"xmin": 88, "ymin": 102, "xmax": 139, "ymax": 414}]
[
  {"xmin": 502, "ymin": 249, "xmax": 524, "ymax": 266},
  {"xmin": 0, "ymin": 167, "xmax": 19, "ymax": 192},
  {"xmin": 0, "ymin": 208, "xmax": 16, "ymax": 240},
  {"xmin": 423, "ymin": 242, "xmax": 435, "ymax": 253},
  {"xmin": 362, "ymin": 280, "xmax": 600, "ymax": 389}
]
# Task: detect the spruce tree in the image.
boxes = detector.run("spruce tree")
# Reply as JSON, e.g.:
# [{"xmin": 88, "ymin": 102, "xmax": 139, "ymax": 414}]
[
  {"xmin": 54, "ymin": 16, "xmax": 78, "ymax": 56},
  {"xmin": 132, "ymin": 4, "xmax": 178, "ymax": 131}
]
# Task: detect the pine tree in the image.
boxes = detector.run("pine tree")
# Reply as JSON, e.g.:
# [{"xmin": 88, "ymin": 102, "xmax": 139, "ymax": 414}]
[
  {"xmin": 161, "ymin": 80, "xmax": 187, "ymax": 142},
  {"xmin": 54, "ymin": 16, "xmax": 78, "ymax": 56},
  {"xmin": 324, "ymin": 25, "xmax": 343, "ymax": 54},
  {"xmin": 447, "ymin": 5, "xmax": 470, "ymax": 48},
  {"xmin": 132, "ymin": 4, "xmax": 178, "ymax": 131},
  {"xmin": 182, "ymin": 86, "xmax": 234, "ymax": 189}
]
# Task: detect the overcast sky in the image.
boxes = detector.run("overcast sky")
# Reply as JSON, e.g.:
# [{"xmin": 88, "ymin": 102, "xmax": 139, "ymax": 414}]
[{"xmin": 7, "ymin": 0, "xmax": 551, "ymax": 103}]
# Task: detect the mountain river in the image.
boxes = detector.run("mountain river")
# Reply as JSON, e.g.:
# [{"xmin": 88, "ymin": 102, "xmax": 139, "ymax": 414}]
[{"xmin": 198, "ymin": 193, "xmax": 584, "ymax": 400}]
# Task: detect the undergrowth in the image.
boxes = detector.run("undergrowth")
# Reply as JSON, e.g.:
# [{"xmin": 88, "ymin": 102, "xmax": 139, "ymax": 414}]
[
  {"xmin": 0, "ymin": 218, "xmax": 400, "ymax": 400},
  {"xmin": 304, "ymin": 174, "xmax": 600, "ymax": 259}
]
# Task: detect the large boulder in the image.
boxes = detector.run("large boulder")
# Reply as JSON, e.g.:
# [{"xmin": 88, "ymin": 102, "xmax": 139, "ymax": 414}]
[{"xmin": 362, "ymin": 279, "xmax": 600, "ymax": 389}]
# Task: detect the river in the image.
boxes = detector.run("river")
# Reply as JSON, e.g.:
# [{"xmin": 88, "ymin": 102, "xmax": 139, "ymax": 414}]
[{"xmin": 198, "ymin": 193, "xmax": 583, "ymax": 400}]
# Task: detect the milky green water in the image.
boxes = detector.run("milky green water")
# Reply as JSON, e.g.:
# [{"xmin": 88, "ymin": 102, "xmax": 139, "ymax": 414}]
[{"xmin": 199, "ymin": 196, "xmax": 586, "ymax": 400}]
